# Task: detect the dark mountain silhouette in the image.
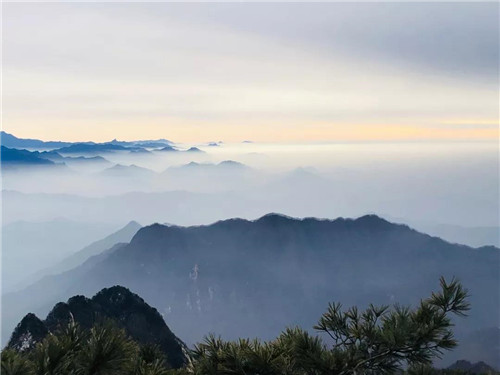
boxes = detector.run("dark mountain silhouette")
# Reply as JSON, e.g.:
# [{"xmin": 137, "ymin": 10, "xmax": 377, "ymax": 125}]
[
  {"xmin": 156, "ymin": 145, "xmax": 204, "ymax": 153},
  {"xmin": 34, "ymin": 150, "xmax": 65, "ymax": 161},
  {"xmin": 56, "ymin": 143, "xmax": 140, "ymax": 154},
  {"xmin": 186, "ymin": 147, "xmax": 204, "ymax": 152},
  {"xmin": 36, "ymin": 150, "xmax": 111, "ymax": 166},
  {"xmin": 0, "ymin": 147, "xmax": 112, "ymax": 171},
  {"xmin": 1, "ymin": 146, "xmax": 56, "ymax": 167},
  {"xmin": 448, "ymin": 360, "xmax": 498, "ymax": 374},
  {"xmin": 157, "ymin": 145, "xmax": 178, "ymax": 152},
  {"xmin": 440, "ymin": 327, "xmax": 500, "ymax": 370},
  {"xmin": 7, "ymin": 286, "xmax": 188, "ymax": 368},
  {"xmin": 0, "ymin": 131, "xmax": 174, "ymax": 151},
  {"xmin": 7, "ymin": 313, "xmax": 48, "ymax": 352},
  {"xmin": 132, "ymin": 142, "xmax": 166, "ymax": 148},
  {"xmin": 109, "ymin": 138, "xmax": 173, "ymax": 147},
  {"xmin": 135, "ymin": 138, "xmax": 172, "ymax": 145},
  {"xmin": 3, "ymin": 214, "xmax": 498, "ymax": 368},
  {"xmin": 129, "ymin": 148, "xmax": 153, "ymax": 154},
  {"xmin": 62, "ymin": 155, "xmax": 110, "ymax": 164},
  {"xmin": 2, "ymin": 189, "xmax": 497, "ymax": 249},
  {"xmin": 0, "ymin": 131, "xmax": 72, "ymax": 149}
]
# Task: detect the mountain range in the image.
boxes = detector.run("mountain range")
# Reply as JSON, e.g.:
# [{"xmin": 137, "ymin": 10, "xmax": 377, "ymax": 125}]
[
  {"xmin": 1, "ymin": 146, "xmax": 56, "ymax": 167},
  {"xmin": 1, "ymin": 131, "xmax": 72, "ymax": 149},
  {"xmin": 3, "ymin": 214, "xmax": 498, "ymax": 367},
  {"xmin": 0, "ymin": 131, "xmax": 173, "ymax": 150},
  {"xmin": 1, "ymin": 146, "xmax": 112, "ymax": 169}
]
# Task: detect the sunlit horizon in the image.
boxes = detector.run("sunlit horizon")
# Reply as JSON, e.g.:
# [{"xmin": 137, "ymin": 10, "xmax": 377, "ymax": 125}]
[{"xmin": 3, "ymin": 2, "xmax": 498, "ymax": 144}]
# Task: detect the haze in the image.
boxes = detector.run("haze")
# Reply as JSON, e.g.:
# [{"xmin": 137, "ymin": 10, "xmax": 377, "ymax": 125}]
[
  {"xmin": 1, "ymin": 2, "xmax": 499, "ymax": 370},
  {"xmin": 3, "ymin": 2, "xmax": 498, "ymax": 142}
]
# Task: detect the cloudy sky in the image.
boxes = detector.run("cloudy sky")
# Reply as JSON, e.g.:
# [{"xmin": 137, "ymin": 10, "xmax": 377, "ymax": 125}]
[{"xmin": 3, "ymin": 2, "xmax": 498, "ymax": 143}]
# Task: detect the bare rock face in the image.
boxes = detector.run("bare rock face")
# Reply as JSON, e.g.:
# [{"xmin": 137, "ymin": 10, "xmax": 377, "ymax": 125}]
[{"xmin": 8, "ymin": 313, "xmax": 48, "ymax": 352}]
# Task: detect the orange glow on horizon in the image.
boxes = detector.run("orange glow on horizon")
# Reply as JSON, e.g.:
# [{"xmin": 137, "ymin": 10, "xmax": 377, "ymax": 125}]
[{"xmin": 3, "ymin": 119, "xmax": 498, "ymax": 144}]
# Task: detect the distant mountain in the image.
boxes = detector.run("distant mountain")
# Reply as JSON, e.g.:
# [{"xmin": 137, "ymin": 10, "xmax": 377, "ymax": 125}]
[
  {"xmin": 0, "ymin": 146, "xmax": 112, "ymax": 171},
  {"xmin": 37, "ymin": 221, "xmax": 142, "ymax": 277},
  {"xmin": 34, "ymin": 150, "xmax": 65, "ymax": 161},
  {"xmin": 0, "ymin": 131, "xmax": 176, "ymax": 151},
  {"xmin": 2, "ymin": 219, "xmax": 117, "ymax": 293},
  {"xmin": 63, "ymin": 155, "xmax": 110, "ymax": 164},
  {"xmin": 109, "ymin": 138, "xmax": 173, "ymax": 147},
  {"xmin": 169, "ymin": 160, "xmax": 248, "ymax": 171},
  {"xmin": 132, "ymin": 142, "xmax": 166, "ymax": 148},
  {"xmin": 100, "ymin": 164, "xmax": 156, "ymax": 178},
  {"xmin": 160, "ymin": 160, "xmax": 253, "ymax": 191},
  {"xmin": 438, "ymin": 327, "xmax": 500, "ymax": 370},
  {"xmin": 56, "ymin": 143, "xmax": 139, "ymax": 154},
  {"xmin": 129, "ymin": 148, "xmax": 153, "ymax": 154},
  {"xmin": 1, "ymin": 146, "xmax": 56, "ymax": 167},
  {"xmin": 157, "ymin": 145, "xmax": 178, "ymax": 152},
  {"xmin": 7, "ymin": 286, "xmax": 188, "ymax": 368},
  {"xmin": 448, "ymin": 360, "xmax": 498, "ymax": 374},
  {"xmin": 3, "ymin": 214, "xmax": 498, "ymax": 365},
  {"xmin": 186, "ymin": 147, "xmax": 204, "ymax": 153},
  {"xmin": 2, "ymin": 189, "xmax": 256, "ymax": 225},
  {"xmin": 1, "ymin": 131, "xmax": 72, "ymax": 149},
  {"xmin": 157, "ymin": 146, "xmax": 204, "ymax": 153},
  {"xmin": 217, "ymin": 160, "xmax": 248, "ymax": 169},
  {"xmin": 36, "ymin": 150, "xmax": 111, "ymax": 166},
  {"xmin": 263, "ymin": 167, "xmax": 333, "ymax": 197}
]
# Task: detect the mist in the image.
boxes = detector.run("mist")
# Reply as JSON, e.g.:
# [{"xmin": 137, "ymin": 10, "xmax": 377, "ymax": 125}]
[
  {"xmin": 2, "ymin": 140, "xmax": 498, "ymax": 293},
  {"xmin": 3, "ymin": 141, "xmax": 498, "ymax": 225},
  {"xmin": 2, "ymin": 2, "xmax": 499, "ymax": 371}
]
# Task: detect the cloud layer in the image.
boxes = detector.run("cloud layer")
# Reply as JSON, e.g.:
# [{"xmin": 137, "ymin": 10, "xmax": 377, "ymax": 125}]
[{"xmin": 3, "ymin": 3, "xmax": 498, "ymax": 142}]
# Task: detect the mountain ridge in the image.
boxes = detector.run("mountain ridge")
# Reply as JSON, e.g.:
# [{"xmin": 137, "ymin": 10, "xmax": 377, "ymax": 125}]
[
  {"xmin": 7, "ymin": 286, "xmax": 188, "ymax": 369},
  {"xmin": 1, "ymin": 131, "xmax": 72, "ymax": 149},
  {"xmin": 3, "ymin": 213, "xmax": 498, "ymax": 371}
]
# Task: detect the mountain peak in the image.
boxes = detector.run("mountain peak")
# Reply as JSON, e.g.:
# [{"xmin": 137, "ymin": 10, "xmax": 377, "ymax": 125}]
[
  {"xmin": 186, "ymin": 146, "xmax": 204, "ymax": 152},
  {"xmin": 126, "ymin": 220, "xmax": 142, "ymax": 228},
  {"xmin": 255, "ymin": 213, "xmax": 296, "ymax": 224},
  {"xmin": 448, "ymin": 360, "xmax": 498, "ymax": 374},
  {"xmin": 8, "ymin": 286, "xmax": 188, "ymax": 368},
  {"xmin": 8, "ymin": 313, "xmax": 48, "ymax": 352},
  {"xmin": 158, "ymin": 145, "xmax": 177, "ymax": 152},
  {"xmin": 93, "ymin": 285, "xmax": 145, "ymax": 308},
  {"xmin": 354, "ymin": 214, "xmax": 392, "ymax": 228},
  {"xmin": 218, "ymin": 160, "xmax": 247, "ymax": 169}
]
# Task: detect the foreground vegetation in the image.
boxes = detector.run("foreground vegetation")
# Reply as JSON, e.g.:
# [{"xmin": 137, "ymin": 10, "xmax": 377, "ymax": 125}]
[{"xmin": 3, "ymin": 277, "xmax": 492, "ymax": 375}]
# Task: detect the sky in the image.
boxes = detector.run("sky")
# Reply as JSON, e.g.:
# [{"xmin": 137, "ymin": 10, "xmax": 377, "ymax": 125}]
[{"xmin": 2, "ymin": 2, "xmax": 499, "ymax": 143}]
